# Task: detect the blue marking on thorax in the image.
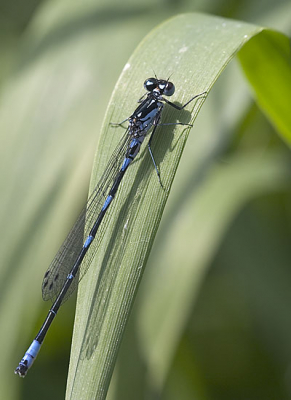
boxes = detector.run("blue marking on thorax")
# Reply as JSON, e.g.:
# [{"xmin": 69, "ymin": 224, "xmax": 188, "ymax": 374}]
[{"xmin": 139, "ymin": 101, "xmax": 161, "ymax": 132}]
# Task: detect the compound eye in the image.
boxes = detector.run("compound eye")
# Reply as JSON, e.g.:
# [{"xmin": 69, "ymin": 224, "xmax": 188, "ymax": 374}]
[
  {"xmin": 164, "ymin": 82, "xmax": 175, "ymax": 96},
  {"xmin": 144, "ymin": 78, "xmax": 157, "ymax": 92}
]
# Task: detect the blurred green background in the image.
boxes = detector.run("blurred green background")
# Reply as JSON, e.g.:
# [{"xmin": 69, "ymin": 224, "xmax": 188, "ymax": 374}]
[{"xmin": 0, "ymin": 0, "xmax": 291, "ymax": 399}]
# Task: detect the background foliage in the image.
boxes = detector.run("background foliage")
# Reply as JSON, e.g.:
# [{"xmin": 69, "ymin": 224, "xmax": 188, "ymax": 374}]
[{"xmin": 0, "ymin": 0, "xmax": 290, "ymax": 399}]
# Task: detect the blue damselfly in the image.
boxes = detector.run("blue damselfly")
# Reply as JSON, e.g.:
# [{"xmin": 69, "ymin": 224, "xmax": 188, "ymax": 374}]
[{"xmin": 15, "ymin": 77, "xmax": 206, "ymax": 377}]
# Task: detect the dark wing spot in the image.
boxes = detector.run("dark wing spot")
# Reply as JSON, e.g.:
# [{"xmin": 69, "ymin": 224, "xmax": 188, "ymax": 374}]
[{"xmin": 44, "ymin": 270, "xmax": 50, "ymax": 278}]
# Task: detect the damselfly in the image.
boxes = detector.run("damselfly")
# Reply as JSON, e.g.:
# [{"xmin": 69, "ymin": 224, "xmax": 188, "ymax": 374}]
[{"xmin": 15, "ymin": 77, "xmax": 206, "ymax": 377}]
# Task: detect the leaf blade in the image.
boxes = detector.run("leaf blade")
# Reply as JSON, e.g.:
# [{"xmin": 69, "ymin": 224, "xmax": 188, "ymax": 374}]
[{"xmin": 65, "ymin": 13, "xmax": 286, "ymax": 400}]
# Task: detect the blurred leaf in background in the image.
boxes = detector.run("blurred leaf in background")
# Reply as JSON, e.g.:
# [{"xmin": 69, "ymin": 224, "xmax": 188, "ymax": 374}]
[{"xmin": 0, "ymin": 0, "xmax": 290, "ymax": 400}]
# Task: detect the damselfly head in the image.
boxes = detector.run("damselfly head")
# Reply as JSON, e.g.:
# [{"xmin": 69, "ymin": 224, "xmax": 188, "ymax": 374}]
[{"xmin": 144, "ymin": 78, "xmax": 175, "ymax": 97}]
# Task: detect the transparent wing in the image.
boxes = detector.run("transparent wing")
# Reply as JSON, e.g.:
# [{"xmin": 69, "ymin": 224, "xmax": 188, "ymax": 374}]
[{"xmin": 42, "ymin": 129, "xmax": 131, "ymax": 303}]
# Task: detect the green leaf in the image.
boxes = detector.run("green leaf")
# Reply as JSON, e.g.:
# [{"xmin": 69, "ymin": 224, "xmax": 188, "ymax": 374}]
[
  {"xmin": 238, "ymin": 30, "xmax": 291, "ymax": 144},
  {"xmin": 135, "ymin": 149, "xmax": 291, "ymax": 394},
  {"xmin": 2, "ymin": 4, "xmax": 290, "ymax": 398},
  {"xmin": 65, "ymin": 13, "xmax": 291, "ymax": 399}
]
